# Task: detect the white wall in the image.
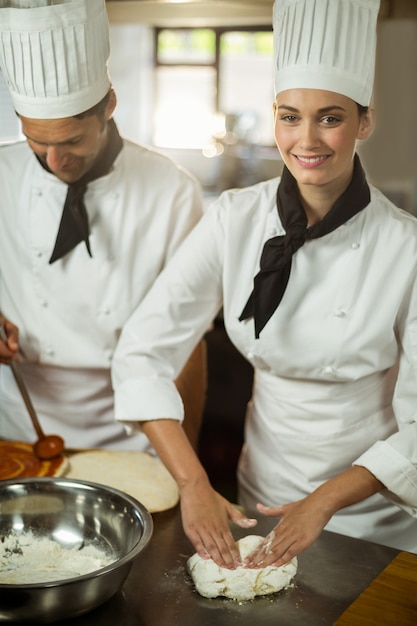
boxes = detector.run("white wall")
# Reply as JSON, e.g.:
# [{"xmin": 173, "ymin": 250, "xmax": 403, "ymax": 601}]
[
  {"xmin": 108, "ymin": 22, "xmax": 155, "ymax": 145},
  {"xmin": 358, "ymin": 20, "xmax": 417, "ymax": 214}
]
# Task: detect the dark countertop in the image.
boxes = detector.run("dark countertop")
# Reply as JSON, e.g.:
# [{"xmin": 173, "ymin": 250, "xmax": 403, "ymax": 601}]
[{"xmin": 51, "ymin": 504, "xmax": 399, "ymax": 626}]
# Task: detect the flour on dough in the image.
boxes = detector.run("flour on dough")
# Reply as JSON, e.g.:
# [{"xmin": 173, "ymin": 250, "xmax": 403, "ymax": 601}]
[{"xmin": 187, "ymin": 534, "xmax": 297, "ymax": 601}]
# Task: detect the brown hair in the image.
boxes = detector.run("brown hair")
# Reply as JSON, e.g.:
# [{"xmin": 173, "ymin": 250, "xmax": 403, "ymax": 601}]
[{"xmin": 357, "ymin": 103, "xmax": 369, "ymax": 117}]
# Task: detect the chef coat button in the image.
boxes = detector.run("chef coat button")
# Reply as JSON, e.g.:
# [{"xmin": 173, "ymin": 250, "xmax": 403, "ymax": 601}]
[
  {"xmin": 324, "ymin": 366, "xmax": 335, "ymax": 374},
  {"xmin": 41, "ymin": 300, "xmax": 48, "ymax": 308},
  {"xmin": 247, "ymin": 351, "xmax": 255, "ymax": 360},
  {"xmin": 334, "ymin": 309, "xmax": 346, "ymax": 318},
  {"xmin": 351, "ymin": 242, "xmax": 360, "ymax": 250},
  {"xmin": 46, "ymin": 348, "xmax": 54, "ymax": 356}
]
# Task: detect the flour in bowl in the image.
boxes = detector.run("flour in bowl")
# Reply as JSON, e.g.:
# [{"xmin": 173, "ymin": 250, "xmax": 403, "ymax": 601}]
[{"xmin": 0, "ymin": 531, "xmax": 114, "ymax": 584}]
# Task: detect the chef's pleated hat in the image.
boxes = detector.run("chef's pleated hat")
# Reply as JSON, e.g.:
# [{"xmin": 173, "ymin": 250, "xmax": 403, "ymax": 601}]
[
  {"xmin": 0, "ymin": 0, "xmax": 111, "ymax": 118},
  {"xmin": 273, "ymin": 0, "xmax": 380, "ymax": 106}
]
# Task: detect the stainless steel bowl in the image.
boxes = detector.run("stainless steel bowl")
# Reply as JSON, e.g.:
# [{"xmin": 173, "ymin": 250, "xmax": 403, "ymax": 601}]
[{"xmin": 0, "ymin": 477, "xmax": 153, "ymax": 623}]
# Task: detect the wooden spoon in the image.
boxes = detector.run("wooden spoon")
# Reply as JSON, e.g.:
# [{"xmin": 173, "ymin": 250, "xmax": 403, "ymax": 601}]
[{"xmin": 0, "ymin": 325, "xmax": 64, "ymax": 459}]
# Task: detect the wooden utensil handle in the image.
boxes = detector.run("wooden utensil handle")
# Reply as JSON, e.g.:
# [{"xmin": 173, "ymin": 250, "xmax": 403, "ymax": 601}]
[{"xmin": 0, "ymin": 323, "xmax": 44, "ymax": 439}]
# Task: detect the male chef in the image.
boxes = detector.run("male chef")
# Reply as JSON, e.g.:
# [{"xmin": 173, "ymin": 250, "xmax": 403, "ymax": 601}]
[{"xmin": 0, "ymin": 0, "xmax": 206, "ymax": 452}]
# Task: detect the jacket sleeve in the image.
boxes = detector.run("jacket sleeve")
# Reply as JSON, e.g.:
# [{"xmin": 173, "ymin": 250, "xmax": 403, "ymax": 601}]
[
  {"xmin": 354, "ymin": 268, "xmax": 417, "ymax": 516},
  {"xmin": 112, "ymin": 202, "xmax": 224, "ymax": 423}
]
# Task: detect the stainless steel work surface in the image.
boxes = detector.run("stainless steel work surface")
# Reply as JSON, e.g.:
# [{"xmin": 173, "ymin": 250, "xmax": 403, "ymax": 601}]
[{"xmin": 7, "ymin": 505, "xmax": 399, "ymax": 625}]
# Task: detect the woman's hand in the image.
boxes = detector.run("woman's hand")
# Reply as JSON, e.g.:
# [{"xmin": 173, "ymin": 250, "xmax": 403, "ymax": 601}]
[
  {"xmin": 0, "ymin": 317, "xmax": 19, "ymax": 364},
  {"xmin": 244, "ymin": 495, "xmax": 332, "ymax": 568},
  {"xmin": 180, "ymin": 477, "xmax": 257, "ymax": 569},
  {"xmin": 141, "ymin": 417, "xmax": 257, "ymax": 569},
  {"xmin": 244, "ymin": 466, "xmax": 384, "ymax": 568}
]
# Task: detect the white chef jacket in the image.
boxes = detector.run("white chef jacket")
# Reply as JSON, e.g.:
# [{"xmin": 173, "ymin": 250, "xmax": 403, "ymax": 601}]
[
  {"xmin": 113, "ymin": 176, "xmax": 417, "ymax": 551},
  {"xmin": 0, "ymin": 138, "xmax": 202, "ymax": 451}
]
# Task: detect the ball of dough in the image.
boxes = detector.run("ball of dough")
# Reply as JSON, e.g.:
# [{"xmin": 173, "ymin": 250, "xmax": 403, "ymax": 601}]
[{"xmin": 187, "ymin": 534, "xmax": 297, "ymax": 601}]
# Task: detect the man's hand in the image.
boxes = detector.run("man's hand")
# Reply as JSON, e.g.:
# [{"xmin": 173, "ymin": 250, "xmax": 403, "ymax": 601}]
[{"xmin": 0, "ymin": 317, "xmax": 19, "ymax": 363}]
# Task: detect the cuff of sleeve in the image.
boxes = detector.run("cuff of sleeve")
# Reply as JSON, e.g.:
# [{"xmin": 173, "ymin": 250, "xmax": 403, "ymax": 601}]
[
  {"xmin": 354, "ymin": 440, "xmax": 417, "ymax": 512},
  {"xmin": 114, "ymin": 377, "xmax": 184, "ymax": 423}
]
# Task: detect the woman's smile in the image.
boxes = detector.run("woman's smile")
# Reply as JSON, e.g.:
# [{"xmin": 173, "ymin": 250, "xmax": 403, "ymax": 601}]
[{"xmin": 293, "ymin": 154, "xmax": 330, "ymax": 168}]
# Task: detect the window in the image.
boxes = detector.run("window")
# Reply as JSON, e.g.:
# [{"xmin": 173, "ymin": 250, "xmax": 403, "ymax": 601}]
[
  {"xmin": 219, "ymin": 31, "xmax": 275, "ymax": 147},
  {"xmin": 154, "ymin": 27, "xmax": 274, "ymax": 149}
]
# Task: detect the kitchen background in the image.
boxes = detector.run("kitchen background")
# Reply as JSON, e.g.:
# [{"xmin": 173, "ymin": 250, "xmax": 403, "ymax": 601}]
[{"xmin": 1, "ymin": 0, "xmax": 416, "ymax": 499}]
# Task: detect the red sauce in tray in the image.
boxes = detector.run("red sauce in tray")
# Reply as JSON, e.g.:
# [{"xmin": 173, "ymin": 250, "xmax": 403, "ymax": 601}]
[{"xmin": 0, "ymin": 441, "xmax": 66, "ymax": 479}]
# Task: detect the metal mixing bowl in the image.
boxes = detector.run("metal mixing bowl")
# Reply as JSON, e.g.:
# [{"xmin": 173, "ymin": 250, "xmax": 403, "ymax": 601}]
[{"xmin": 0, "ymin": 477, "xmax": 153, "ymax": 623}]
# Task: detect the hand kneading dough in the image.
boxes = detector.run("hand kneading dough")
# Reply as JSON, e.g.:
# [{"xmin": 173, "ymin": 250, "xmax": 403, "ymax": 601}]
[
  {"xmin": 66, "ymin": 450, "xmax": 179, "ymax": 512},
  {"xmin": 187, "ymin": 535, "xmax": 297, "ymax": 601}
]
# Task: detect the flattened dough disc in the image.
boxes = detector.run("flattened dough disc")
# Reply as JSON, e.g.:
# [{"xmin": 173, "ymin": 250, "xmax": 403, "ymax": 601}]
[{"xmin": 66, "ymin": 449, "xmax": 179, "ymax": 512}]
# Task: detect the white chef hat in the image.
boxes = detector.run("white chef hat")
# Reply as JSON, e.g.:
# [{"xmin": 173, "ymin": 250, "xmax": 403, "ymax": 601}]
[
  {"xmin": 0, "ymin": 0, "xmax": 111, "ymax": 119},
  {"xmin": 273, "ymin": 0, "xmax": 380, "ymax": 106}
]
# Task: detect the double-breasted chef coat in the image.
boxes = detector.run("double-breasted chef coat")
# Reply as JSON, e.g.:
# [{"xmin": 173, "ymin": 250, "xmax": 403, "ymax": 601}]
[
  {"xmin": 0, "ymin": 138, "xmax": 202, "ymax": 451},
  {"xmin": 113, "ymin": 174, "xmax": 417, "ymax": 551}
]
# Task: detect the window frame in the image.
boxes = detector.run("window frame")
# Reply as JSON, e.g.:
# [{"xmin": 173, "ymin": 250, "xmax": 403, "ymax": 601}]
[{"xmin": 154, "ymin": 24, "xmax": 272, "ymax": 114}]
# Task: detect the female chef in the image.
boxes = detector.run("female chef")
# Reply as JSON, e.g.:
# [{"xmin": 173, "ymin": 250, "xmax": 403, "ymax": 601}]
[{"xmin": 112, "ymin": 0, "xmax": 417, "ymax": 568}]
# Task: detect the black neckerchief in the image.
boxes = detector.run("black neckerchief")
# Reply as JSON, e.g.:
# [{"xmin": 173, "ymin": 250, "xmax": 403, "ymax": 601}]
[
  {"xmin": 35, "ymin": 118, "xmax": 123, "ymax": 264},
  {"xmin": 239, "ymin": 153, "xmax": 370, "ymax": 338}
]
